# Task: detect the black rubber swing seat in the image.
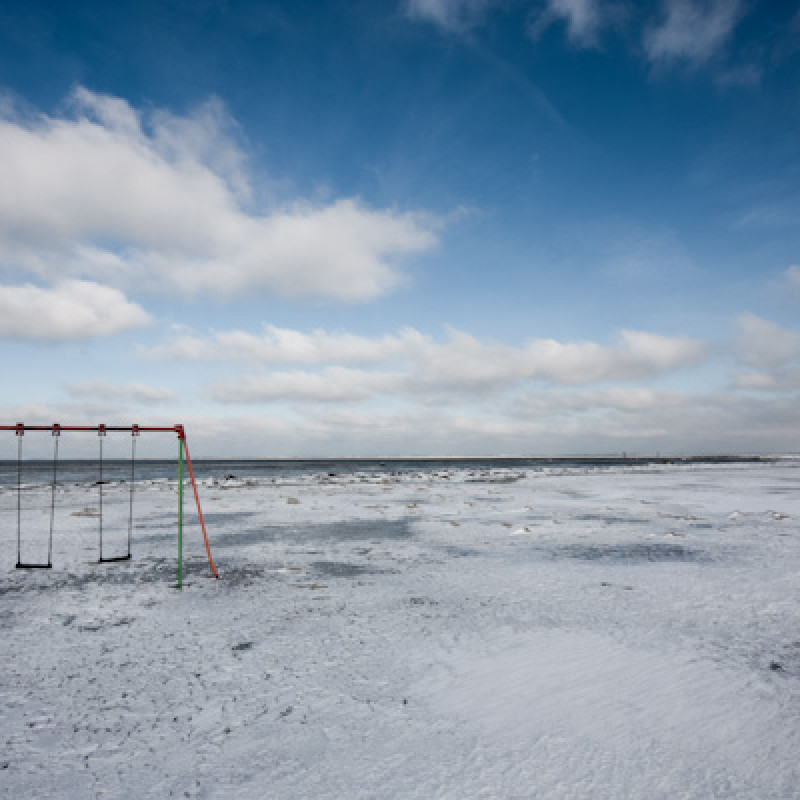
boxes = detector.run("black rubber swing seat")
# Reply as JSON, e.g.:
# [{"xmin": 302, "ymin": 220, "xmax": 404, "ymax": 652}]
[
  {"xmin": 98, "ymin": 554, "xmax": 132, "ymax": 563},
  {"xmin": 16, "ymin": 562, "xmax": 52, "ymax": 569}
]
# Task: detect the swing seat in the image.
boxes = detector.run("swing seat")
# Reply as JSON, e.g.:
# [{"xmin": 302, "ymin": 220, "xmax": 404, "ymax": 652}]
[
  {"xmin": 99, "ymin": 554, "xmax": 132, "ymax": 563},
  {"xmin": 16, "ymin": 562, "xmax": 52, "ymax": 569}
]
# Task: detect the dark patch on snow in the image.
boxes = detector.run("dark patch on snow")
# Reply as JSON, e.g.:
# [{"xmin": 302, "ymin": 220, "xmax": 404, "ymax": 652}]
[
  {"xmin": 0, "ymin": 609, "xmax": 18, "ymax": 628},
  {"xmin": 556, "ymin": 488, "xmax": 592, "ymax": 499},
  {"xmin": 439, "ymin": 544, "xmax": 481, "ymax": 558},
  {"xmin": 203, "ymin": 524, "xmax": 287, "ymax": 547},
  {"xmin": 552, "ymin": 542, "xmax": 709, "ymax": 564},
  {"xmin": 767, "ymin": 642, "xmax": 800, "ymax": 677},
  {"xmin": 211, "ymin": 517, "xmax": 413, "ymax": 547},
  {"xmin": 574, "ymin": 514, "xmax": 651, "ymax": 525},
  {"xmin": 465, "ymin": 474, "xmax": 523, "ymax": 484},
  {"xmin": 310, "ymin": 561, "xmax": 389, "ymax": 578},
  {"xmin": 202, "ymin": 510, "xmax": 261, "ymax": 526},
  {"xmin": 214, "ymin": 563, "xmax": 266, "ymax": 586},
  {"xmin": 135, "ymin": 510, "xmax": 261, "ymax": 539},
  {"xmin": 409, "ymin": 596, "xmax": 438, "ymax": 606},
  {"xmin": 232, "ymin": 641, "xmax": 254, "ymax": 652},
  {"xmin": 1, "ymin": 557, "xmax": 226, "ymax": 594}
]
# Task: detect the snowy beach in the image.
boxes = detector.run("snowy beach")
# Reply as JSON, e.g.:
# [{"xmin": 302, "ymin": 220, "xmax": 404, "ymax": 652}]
[{"xmin": 1, "ymin": 459, "xmax": 799, "ymax": 798}]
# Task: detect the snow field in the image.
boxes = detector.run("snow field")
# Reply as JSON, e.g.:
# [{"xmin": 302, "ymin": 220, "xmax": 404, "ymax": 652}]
[{"xmin": 1, "ymin": 461, "xmax": 799, "ymax": 798}]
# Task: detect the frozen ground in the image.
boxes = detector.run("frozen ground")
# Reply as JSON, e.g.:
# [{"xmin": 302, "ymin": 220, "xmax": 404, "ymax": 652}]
[{"xmin": 1, "ymin": 460, "xmax": 799, "ymax": 798}]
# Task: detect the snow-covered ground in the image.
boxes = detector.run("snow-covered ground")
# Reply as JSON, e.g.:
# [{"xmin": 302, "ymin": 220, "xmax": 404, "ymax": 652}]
[{"xmin": 1, "ymin": 461, "xmax": 799, "ymax": 798}]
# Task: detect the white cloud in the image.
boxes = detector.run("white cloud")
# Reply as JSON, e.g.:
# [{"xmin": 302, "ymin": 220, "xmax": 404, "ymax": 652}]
[
  {"xmin": 528, "ymin": 0, "xmax": 619, "ymax": 47},
  {"xmin": 405, "ymin": 0, "xmax": 499, "ymax": 32},
  {"xmin": 158, "ymin": 324, "xmax": 707, "ymax": 386},
  {"xmin": 521, "ymin": 387, "xmax": 687, "ymax": 413},
  {"xmin": 65, "ymin": 379, "xmax": 174, "ymax": 404},
  {"xmin": 147, "ymin": 325, "xmax": 425, "ymax": 365},
  {"xmin": 0, "ymin": 280, "xmax": 151, "ymax": 341},
  {"xmin": 211, "ymin": 368, "xmax": 405, "ymax": 404},
  {"xmin": 184, "ymin": 324, "xmax": 708, "ymax": 404},
  {"xmin": 0, "ymin": 88, "xmax": 438, "ymax": 302},
  {"xmin": 785, "ymin": 266, "xmax": 800, "ymax": 295},
  {"xmin": 736, "ymin": 313, "xmax": 800, "ymax": 368},
  {"xmin": 644, "ymin": 0, "xmax": 743, "ymax": 67},
  {"xmin": 414, "ymin": 327, "xmax": 706, "ymax": 389},
  {"xmin": 732, "ymin": 371, "xmax": 777, "ymax": 390},
  {"xmin": 730, "ymin": 314, "xmax": 800, "ymax": 394}
]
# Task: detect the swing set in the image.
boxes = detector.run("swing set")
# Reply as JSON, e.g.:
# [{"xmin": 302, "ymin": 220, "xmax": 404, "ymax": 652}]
[{"xmin": 1, "ymin": 423, "xmax": 219, "ymax": 589}]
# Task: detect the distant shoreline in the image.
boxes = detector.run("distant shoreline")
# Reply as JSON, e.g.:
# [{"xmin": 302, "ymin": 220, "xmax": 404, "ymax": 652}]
[{"xmin": 0, "ymin": 454, "xmax": 792, "ymax": 465}]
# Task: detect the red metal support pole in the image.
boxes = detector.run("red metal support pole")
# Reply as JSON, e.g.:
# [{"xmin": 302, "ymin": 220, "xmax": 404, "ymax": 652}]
[{"xmin": 177, "ymin": 427, "xmax": 219, "ymax": 579}]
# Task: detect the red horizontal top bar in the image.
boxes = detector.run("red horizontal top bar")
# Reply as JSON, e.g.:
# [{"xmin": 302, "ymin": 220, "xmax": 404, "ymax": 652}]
[{"xmin": 1, "ymin": 424, "xmax": 184, "ymax": 433}]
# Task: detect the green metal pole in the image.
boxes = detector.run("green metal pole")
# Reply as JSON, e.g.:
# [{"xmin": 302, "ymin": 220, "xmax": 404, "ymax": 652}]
[{"xmin": 178, "ymin": 436, "xmax": 183, "ymax": 590}]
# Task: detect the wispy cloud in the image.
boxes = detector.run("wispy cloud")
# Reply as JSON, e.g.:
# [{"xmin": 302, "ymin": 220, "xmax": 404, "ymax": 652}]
[
  {"xmin": 0, "ymin": 88, "xmax": 439, "ymax": 302},
  {"xmin": 730, "ymin": 313, "xmax": 800, "ymax": 394},
  {"xmin": 736, "ymin": 313, "xmax": 800, "ymax": 368},
  {"xmin": 528, "ymin": 0, "xmax": 623, "ymax": 48},
  {"xmin": 785, "ymin": 265, "xmax": 800, "ymax": 296},
  {"xmin": 408, "ymin": 0, "xmax": 772, "ymax": 88},
  {"xmin": 212, "ymin": 368, "xmax": 405, "ymax": 404},
  {"xmin": 147, "ymin": 325, "xmax": 425, "ymax": 365},
  {"xmin": 731, "ymin": 369, "xmax": 800, "ymax": 392},
  {"xmin": 65, "ymin": 379, "xmax": 174, "ymax": 404},
  {"xmin": 0, "ymin": 280, "xmax": 151, "ymax": 341},
  {"xmin": 644, "ymin": 0, "xmax": 744, "ymax": 67},
  {"xmin": 405, "ymin": 0, "xmax": 500, "ymax": 33}
]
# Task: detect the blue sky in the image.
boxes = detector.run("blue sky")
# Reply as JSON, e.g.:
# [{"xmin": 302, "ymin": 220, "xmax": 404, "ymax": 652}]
[{"xmin": 0, "ymin": 0, "xmax": 799, "ymax": 457}]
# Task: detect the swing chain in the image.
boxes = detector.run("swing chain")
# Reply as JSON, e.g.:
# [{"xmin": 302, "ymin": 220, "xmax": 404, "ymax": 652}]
[
  {"xmin": 98, "ymin": 424, "xmax": 105, "ymax": 561},
  {"xmin": 49, "ymin": 423, "xmax": 59, "ymax": 567},
  {"xmin": 128, "ymin": 424, "xmax": 139, "ymax": 560}
]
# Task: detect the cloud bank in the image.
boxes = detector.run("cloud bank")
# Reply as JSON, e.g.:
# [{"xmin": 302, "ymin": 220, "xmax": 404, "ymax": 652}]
[
  {"xmin": 0, "ymin": 88, "xmax": 438, "ymax": 303},
  {"xmin": 151, "ymin": 324, "xmax": 708, "ymax": 403}
]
